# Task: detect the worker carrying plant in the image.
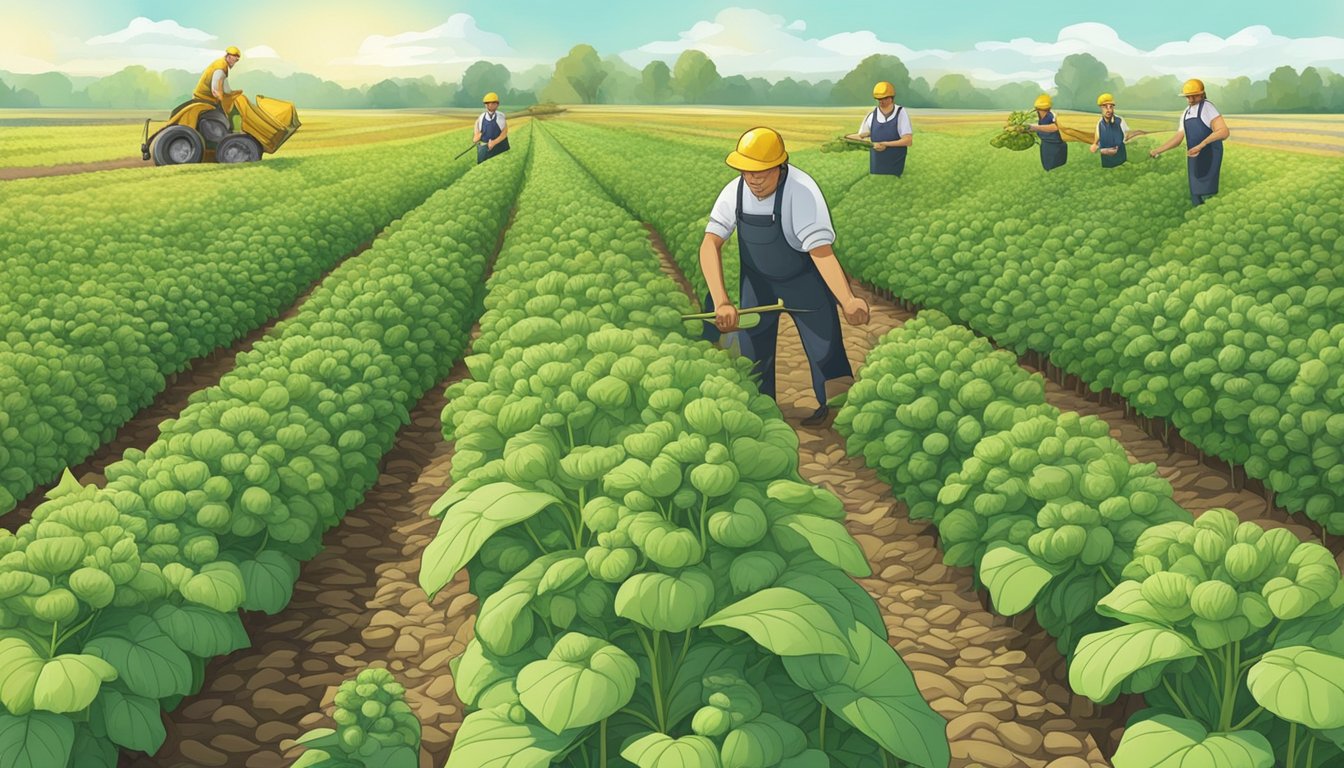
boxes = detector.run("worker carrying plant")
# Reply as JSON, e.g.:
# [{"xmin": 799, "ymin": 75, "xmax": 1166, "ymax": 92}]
[
  {"xmin": 474, "ymin": 92, "xmax": 510, "ymax": 164},
  {"xmin": 1021, "ymin": 94, "xmax": 1068, "ymax": 171},
  {"xmin": 1149, "ymin": 78, "xmax": 1231, "ymax": 205},
  {"xmin": 193, "ymin": 46, "xmax": 244, "ymax": 127},
  {"xmin": 1090, "ymin": 93, "xmax": 1142, "ymax": 168},
  {"xmin": 845, "ymin": 81, "xmax": 914, "ymax": 176},
  {"xmin": 698, "ymin": 127, "xmax": 870, "ymax": 426}
]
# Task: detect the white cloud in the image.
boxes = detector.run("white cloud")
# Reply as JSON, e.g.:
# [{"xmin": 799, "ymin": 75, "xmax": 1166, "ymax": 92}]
[
  {"xmin": 336, "ymin": 13, "xmax": 533, "ymax": 70},
  {"xmin": 2, "ymin": 16, "xmax": 279, "ymax": 77},
  {"xmin": 621, "ymin": 10, "xmax": 1344, "ymax": 87}
]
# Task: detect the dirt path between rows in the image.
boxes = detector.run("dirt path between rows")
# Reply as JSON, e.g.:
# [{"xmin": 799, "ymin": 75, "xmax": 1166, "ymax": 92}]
[
  {"xmin": 0, "ymin": 156, "xmax": 148, "ymax": 180},
  {"xmin": 647, "ymin": 227, "xmax": 1119, "ymax": 768},
  {"xmin": 6, "ymin": 236, "xmax": 381, "ymax": 531},
  {"xmin": 122, "ymin": 362, "xmax": 475, "ymax": 768}
]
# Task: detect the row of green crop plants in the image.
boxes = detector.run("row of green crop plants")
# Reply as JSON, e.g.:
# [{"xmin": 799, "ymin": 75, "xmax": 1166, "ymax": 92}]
[
  {"xmin": 834, "ymin": 309, "xmax": 1344, "ymax": 768},
  {"xmin": 0, "ymin": 131, "xmax": 528, "ymax": 766},
  {"xmin": 0, "ymin": 128, "xmax": 477, "ymax": 517},
  {"xmin": 550, "ymin": 122, "xmax": 1344, "ymax": 538},
  {"xmin": 414, "ymin": 127, "xmax": 951, "ymax": 768}
]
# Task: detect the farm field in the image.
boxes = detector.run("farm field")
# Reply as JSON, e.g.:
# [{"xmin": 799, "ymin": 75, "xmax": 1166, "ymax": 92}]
[{"xmin": 0, "ymin": 107, "xmax": 1341, "ymax": 768}]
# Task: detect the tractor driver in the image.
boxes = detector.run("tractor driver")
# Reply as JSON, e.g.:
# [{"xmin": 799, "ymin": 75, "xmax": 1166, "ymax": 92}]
[{"xmin": 194, "ymin": 46, "xmax": 243, "ymax": 117}]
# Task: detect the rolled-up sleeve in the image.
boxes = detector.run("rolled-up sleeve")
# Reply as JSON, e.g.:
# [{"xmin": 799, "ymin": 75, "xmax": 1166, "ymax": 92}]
[
  {"xmin": 790, "ymin": 178, "xmax": 835, "ymax": 251},
  {"xmin": 859, "ymin": 112, "xmax": 872, "ymax": 134},
  {"xmin": 899, "ymin": 109, "xmax": 913, "ymax": 137},
  {"xmin": 705, "ymin": 181, "xmax": 737, "ymax": 240}
]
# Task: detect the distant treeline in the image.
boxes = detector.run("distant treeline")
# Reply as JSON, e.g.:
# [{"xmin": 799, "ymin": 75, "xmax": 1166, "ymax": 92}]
[{"xmin": 2, "ymin": 47, "xmax": 1341, "ymax": 112}]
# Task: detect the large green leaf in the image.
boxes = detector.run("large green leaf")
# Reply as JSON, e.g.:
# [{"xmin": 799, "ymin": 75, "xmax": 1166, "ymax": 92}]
[
  {"xmin": 0, "ymin": 712, "xmax": 75, "ymax": 768},
  {"xmin": 178, "ymin": 562, "xmax": 246, "ymax": 612},
  {"xmin": 979, "ymin": 545, "xmax": 1057, "ymax": 616},
  {"xmin": 616, "ymin": 568, "xmax": 716, "ymax": 633},
  {"xmin": 443, "ymin": 707, "xmax": 578, "ymax": 768},
  {"xmin": 621, "ymin": 732, "xmax": 720, "ymax": 767},
  {"xmin": 784, "ymin": 555, "xmax": 886, "ymax": 639},
  {"xmin": 1247, "ymin": 646, "xmax": 1344, "ymax": 730},
  {"xmin": 1111, "ymin": 715, "xmax": 1273, "ymax": 768},
  {"xmin": 152, "ymin": 603, "xmax": 250, "ymax": 657},
  {"xmin": 1069, "ymin": 623, "xmax": 1200, "ymax": 701},
  {"xmin": 86, "ymin": 615, "xmax": 193, "ymax": 699},
  {"xmin": 772, "ymin": 515, "xmax": 871, "ymax": 578},
  {"xmin": 701, "ymin": 588, "xmax": 851, "ymax": 659},
  {"xmin": 70, "ymin": 723, "xmax": 118, "ymax": 768},
  {"xmin": 476, "ymin": 553, "xmax": 571, "ymax": 656},
  {"xmin": 783, "ymin": 625, "xmax": 949, "ymax": 768},
  {"xmin": 517, "ymin": 632, "xmax": 639, "ymax": 733},
  {"xmin": 420, "ymin": 483, "xmax": 564, "ymax": 598},
  {"xmin": 454, "ymin": 639, "xmax": 528, "ymax": 709},
  {"xmin": 1095, "ymin": 581, "xmax": 1167, "ymax": 624},
  {"xmin": 666, "ymin": 642, "xmax": 751, "ymax": 728},
  {"xmin": 91, "ymin": 688, "xmax": 166, "ymax": 753},
  {"xmin": 32, "ymin": 654, "xmax": 118, "ymax": 713},
  {"xmin": 0, "ymin": 639, "xmax": 117, "ymax": 715},
  {"xmin": 238, "ymin": 551, "xmax": 300, "ymax": 614}
]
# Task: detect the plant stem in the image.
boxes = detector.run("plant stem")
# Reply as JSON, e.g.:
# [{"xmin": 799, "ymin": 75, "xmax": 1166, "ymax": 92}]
[
  {"xmin": 636, "ymin": 628, "xmax": 668, "ymax": 732},
  {"xmin": 618, "ymin": 707, "xmax": 660, "ymax": 731},
  {"xmin": 1288, "ymin": 722, "xmax": 1298, "ymax": 768},
  {"xmin": 255, "ymin": 530, "xmax": 270, "ymax": 557},
  {"xmin": 55, "ymin": 610, "xmax": 101, "ymax": 651},
  {"xmin": 698, "ymin": 495, "xmax": 710, "ymax": 549},
  {"xmin": 600, "ymin": 718, "xmax": 608, "ymax": 767},
  {"xmin": 1161, "ymin": 677, "xmax": 1197, "ymax": 721},
  {"xmin": 819, "ymin": 705, "xmax": 828, "ymax": 752},
  {"xmin": 676, "ymin": 628, "xmax": 693, "ymax": 670},
  {"xmin": 523, "ymin": 521, "xmax": 547, "ymax": 552},
  {"xmin": 1306, "ymin": 733, "xmax": 1317, "ymax": 768},
  {"xmin": 1230, "ymin": 705, "xmax": 1264, "ymax": 731},
  {"xmin": 48, "ymin": 621, "xmax": 59, "ymax": 657}
]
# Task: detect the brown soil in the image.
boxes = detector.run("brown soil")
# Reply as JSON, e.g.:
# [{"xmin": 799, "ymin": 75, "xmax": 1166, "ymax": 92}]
[{"xmin": 0, "ymin": 156, "xmax": 149, "ymax": 180}]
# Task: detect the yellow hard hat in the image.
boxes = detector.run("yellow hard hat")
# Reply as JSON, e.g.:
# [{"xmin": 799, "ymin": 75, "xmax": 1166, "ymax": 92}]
[
  {"xmin": 872, "ymin": 81, "xmax": 895, "ymax": 99},
  {"xmin": 1097, "ymin": 92, "xmax": 1115, "ymax": 106},
  {"xmin": 1181, "ymin": 79, "xmax": 1205, "ymax": 96},
  {"xmin": 1034, "ymin": 94, "xmax": 1053, "ymax": 110},
  {"xmin": 483, "ymin": 92, "xmax": 500, "ymax": 103},
  {"xmin": 726, "ymin": 127, "xmax": 788, "ymax": 172},
  {"xmin": 225, "ymin": 46, "xmax": 242, "ymax": 57}
]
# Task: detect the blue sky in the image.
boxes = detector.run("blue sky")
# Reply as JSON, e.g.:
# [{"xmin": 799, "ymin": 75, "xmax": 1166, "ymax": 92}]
[{"xmin": 4, "ymin": 0, "xmax": 1342, "ymax": 86}]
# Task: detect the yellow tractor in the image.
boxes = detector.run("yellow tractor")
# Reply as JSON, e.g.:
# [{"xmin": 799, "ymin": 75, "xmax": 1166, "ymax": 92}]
[{"xmin": 141, "ymin": 94, "xmax": 301, "ymax": 166}]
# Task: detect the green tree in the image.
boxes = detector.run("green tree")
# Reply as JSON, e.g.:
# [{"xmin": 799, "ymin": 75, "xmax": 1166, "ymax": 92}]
[
  {"xmin": 456, "ymin": 61, "xmax": 512, "ymax": 107},
  {"xmin": 598, "ymin": 55, "xmax": 640, "ymax": 103},
  {"xmin": 1266, "ymin": 65, "xmax": 1303, "ymax": 111},
  {"xmin": 831, "ymin": 54, "xmax": 913, "ymax": 105},
  {"xmin": 553, "ymin": 44, "xmax": 607, "ymax": 104},
  {"xmin": 366, "ymin": 79, "xmax": 407, "ymax": 108},
  {"xmin": 1054, "ymin": 53, "xmax": 1122, "ymax": 111},
  {"xmin": 932, "ymin": 74, "xmax": 990, "ymax": 108},
  {"xmin": 1298, "ymin": 66, "xmax": 1325, "ymax": 111},
  {"xmin": 85, "ymin": 65, "xmax": 170, "ymax": 108},
  {"xmin": 1120, "ymin": 75, "xmax": 1182, "ymax": 111},
  {"xmin": 638, "ymin": 60, "xmax": 673, "ymax": 104},
  {"xmin": 0, "ymin": 78, "xmax": 40, "ymax": 107},
  {"xmin": 672, "ymin": 50, "xmax": 721, "ymax": 104}
]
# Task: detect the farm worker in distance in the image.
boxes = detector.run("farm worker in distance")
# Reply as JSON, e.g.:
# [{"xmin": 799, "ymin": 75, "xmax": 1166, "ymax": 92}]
[
  {"xmin": 193, "ymin": 46, "xmax": 244, "ymax": 127},
  {"xmin": 1090, "ymin": 93, "xmax": 1138, "ymax": 168},
  {"xmin": 474, "ymin": 92, "xmax": 510, "ymax": 164},
  {"xmin": 845, "ymin": 81, "xmax": 913, "ymax": 176},
  {"xmin": 1149, "ymin": 79, "xmax": 1230, "ymax": 205},
  {"xmin": 699, "ymin": 127, "xmax": 871, "ymax": 426},
  {"xmin": 1022, "ymin": 94, "xmax": 1067, "ymax": 171}
]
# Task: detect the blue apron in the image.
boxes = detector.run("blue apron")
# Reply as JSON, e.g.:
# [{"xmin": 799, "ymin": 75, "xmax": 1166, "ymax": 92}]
[
  {"xmin": 701, "ymin": 165, "xmax": 852, "ymax": 404},
  {"xmin": 1097, "ymin": 115, "xmax": 1127, "ymax": 168},
  {"xmin": 869, "ymin": 106, "xmax": 907, "ymax": 176},
  {"xmin": 477, "ymin": 112, "xmax": 510, "ymax": 164},
  {"xmin": 1038, "ymin": 111, "xmax": 1067, "ymax": 172},
  {"xmin": 1184, "ymin": 101, "xmax": 1222, "ymax": 205}
]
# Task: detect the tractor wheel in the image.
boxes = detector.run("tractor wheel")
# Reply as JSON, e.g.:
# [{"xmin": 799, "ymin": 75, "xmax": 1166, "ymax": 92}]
[
  {"xmin": 151, "ymin": 125, "xmax": 204, "ymax": 166},
  {"xmin": 216, "ymin": 134, "xmax": 263, "ymax": 164},
  {"xmin": 197, "ymin": 111, "xmax": 230, "ymax": 147}
]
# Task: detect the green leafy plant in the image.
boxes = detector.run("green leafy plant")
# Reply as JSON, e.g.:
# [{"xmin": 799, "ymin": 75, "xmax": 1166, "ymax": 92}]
[
  {"xmin": 989, "ymin": 111, "xmax": 1036, "ymax": 151},
  {"xmin": 1070, "ymin": 509, "xmax": 1344, "ymax": 768},
  {"xmin": 286, "ymin": 667, "xmax": 420, "ymax": 768}
]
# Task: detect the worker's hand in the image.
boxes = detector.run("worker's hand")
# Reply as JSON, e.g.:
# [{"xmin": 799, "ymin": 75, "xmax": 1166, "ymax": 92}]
[
  {"xmin": 841, "ymin": 296, "xmax": 870, "ymax": 325},
  {"xmin": 1090, "ymin": 143, "xmax": 1100, "ymax": 153},
  {"xmin": 714, "ymin": 303, "xmax": 739, "ymax": 333},
  {"xmin": 873, "ymin": 143, "xmax": 886, "ymax": 152},
  {"xmin": 1186, "ymin": 146, "xmax": 1202, "ymax": 158},
  {"xmin": 1149, "ymin": 149, "xmax": 1162, "ymax": 159},
  {"xmin": 487, "ymin": 139, "xmax": 496, "ymax": 150}
]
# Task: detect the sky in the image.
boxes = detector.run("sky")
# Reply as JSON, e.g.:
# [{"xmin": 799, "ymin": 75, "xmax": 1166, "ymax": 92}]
[{"xmin": 3, "ymin": 0, "xmax": 1342, "ymax": 87}]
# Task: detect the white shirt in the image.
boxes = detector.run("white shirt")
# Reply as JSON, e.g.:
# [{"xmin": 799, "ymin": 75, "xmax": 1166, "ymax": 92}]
[
  {"xmin": 211, "ymin": 69, "xmax": 231, "ymax": 95},
  {"xmin": 859, "ymin": 106, "xmax": 913, "ymax": 137},
  {"xmin": 706, "ymin": 166, "xmax": 834, "ymax": 252},
  {"xmin": 1096, "ymin": 116, "xmax": 1131, "ymax": 135},
  {"xmin": 1178, "ymin": 101, "xmax": 1221, "ymax": 132},
  {"xmin": 476, "ymin": 111, "xmax": 507, "ymax": 132}
]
